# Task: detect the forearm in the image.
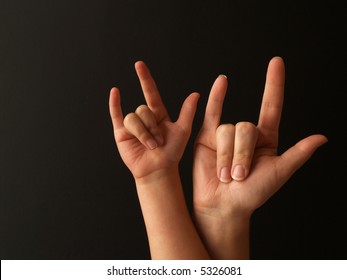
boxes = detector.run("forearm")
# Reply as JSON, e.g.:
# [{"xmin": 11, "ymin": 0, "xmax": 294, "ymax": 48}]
[
  {"xmin": 193, "ymin": 210, "xmax": 250, "ymax": 260},
  {"xmin": 135, "ymin": 168, "xmax": 210, "ymax": 260}
]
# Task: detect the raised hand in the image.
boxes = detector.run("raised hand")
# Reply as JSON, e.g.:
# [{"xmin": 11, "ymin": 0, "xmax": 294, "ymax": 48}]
[
  {"xmin": 109, "ymin": 62, "xmax": 209, "ymax": 259},
  {"xmin": 193, "ymin": 57, "xmax": 327, "ymax": 259},
  {"xmin": 109, "ymin": 61, "xmax": 199, "ymax": 181}
]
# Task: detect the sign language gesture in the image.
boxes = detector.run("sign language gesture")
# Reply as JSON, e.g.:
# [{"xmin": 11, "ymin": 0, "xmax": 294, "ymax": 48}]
[
  {"xmin": 109, "ymin": 62, "xmax": 209, "ymax": 259},
  {"xmin": 109, "ymin": 61, "xmax": 199, "ymax": 181},
  {"xmin": 193, "ymin": 57, "xmax": 328, "ymax": 259}
]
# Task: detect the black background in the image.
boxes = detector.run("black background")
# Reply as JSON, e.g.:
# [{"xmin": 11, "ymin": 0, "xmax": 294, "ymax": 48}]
[{"xmin": 1, "ymin": 0, "xmax": 346, "ymax": 259}]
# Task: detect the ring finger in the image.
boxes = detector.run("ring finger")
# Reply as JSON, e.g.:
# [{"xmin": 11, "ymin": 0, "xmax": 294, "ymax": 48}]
[
  {"xmin": 135, "ymin": 105, "xmax": 164, "ymax": 145},
  {"xmin": 231, "ymin": 122, "xmax": 258, "ymax": 181},
  {"xmin": 216, "ymin": 124, "xmax": 235, "ymax": 183}
]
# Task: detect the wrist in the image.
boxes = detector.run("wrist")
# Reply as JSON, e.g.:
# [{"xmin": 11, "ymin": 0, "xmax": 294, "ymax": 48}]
[
  {"xmin": 194, "ymin": 209, "xmax": 251, "ymax": 260},
  {"xmin": 134, "ymin": 166, "xmax": 180, "ymax": 188},
  {"xmin": 193, "ymin": 208, "xmax": 251, "ymax": 260},
  {"xmin": 133, "ymin": 167, "xmax": 210, "ymax": 259},
  {"xmin": 194, "ymin": 205, "xmax": 252, "ymax": 225},
  {"xmin": 194, "ymin": 211, "xmax": 251, "ymax": 240}
]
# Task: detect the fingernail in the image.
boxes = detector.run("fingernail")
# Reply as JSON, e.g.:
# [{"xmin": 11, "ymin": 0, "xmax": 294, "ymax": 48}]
[
  {"xmin": 219, "ymin": 74, "xmax": 228, "ymax": 79},
  {"xmin": 155, "ymin": 135, "xmax": 164, "ymax": 146},
  {"xmin": 146, "ymin": 139, "xmax": 158, "ymax": 150},
  {"xmin": 232, "ymin": 165, "xmax": 246, "ymax": 181},
  {"xmin": 220, "ymin": 167, "xmax": 231, "ymax": 183}
]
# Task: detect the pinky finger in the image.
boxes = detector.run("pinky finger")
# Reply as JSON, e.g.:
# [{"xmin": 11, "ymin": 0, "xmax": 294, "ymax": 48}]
[
  {"xmin": 109, "ymin": 87, "xmax": 124, "ymax": 130},
  {"xmin": 176, "ymin": 92, "xmax": 200, "ymax": 133}
]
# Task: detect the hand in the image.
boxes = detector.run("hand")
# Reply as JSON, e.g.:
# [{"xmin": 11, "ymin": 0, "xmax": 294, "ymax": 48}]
[
  {"xmin": 192, "ymin": 57, "xmax": 327, "ymax": 259},
  {"xmin": 109, "ymin": 61, "xmax": 200, "ymax": 181},
  {"xmin": 109, "ymin": 62, "xmax": 209, "ymax": 259}
]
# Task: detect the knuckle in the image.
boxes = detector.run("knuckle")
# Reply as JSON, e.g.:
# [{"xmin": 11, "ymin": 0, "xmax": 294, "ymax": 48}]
[
  {"xmin": 216, "ymin": 123, "xmax": 235, "ymax": 136},
  {"xmin": 235, "ymin": 122, "xmax": 257, "ymax": 135},
  {"xmin": 234, "ymin": 150, "xmax": 253, "ymax": 161},
  {"xmin": 235, "ymin": 149, "xmax": 252, "ymax": 158},
  {"xmin": 218, "ymin": 153, "xmax": 232, "ymax": 164},
  {"xmin": 135, "ymin": 104, "xmax": 149, "ymax": 115},
  {"xmin": 123, "ymin": 112, "xmax": 137, "ymax": 126}
]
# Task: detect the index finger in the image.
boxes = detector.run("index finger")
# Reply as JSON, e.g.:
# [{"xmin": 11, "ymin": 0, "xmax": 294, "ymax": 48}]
[
  {"xmin": 135, "ymin": 61, "xmax": 170, "ymax": 122},
  {"xmin": 257, "ymin": 57, "xmax": 285, "ymax": 146},
  {"xmin": 201, "ymin": 75, "xmax": 228, "ymax": 131}
]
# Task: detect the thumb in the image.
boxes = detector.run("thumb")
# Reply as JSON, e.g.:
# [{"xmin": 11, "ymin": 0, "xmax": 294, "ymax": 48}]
[
  {"xmin": 176, "ymin": 92, "xmax": 200, "ymax": 133},
  {"xmin": 276, "ymin": 134, "xmax": 328, "ymax": 183}
]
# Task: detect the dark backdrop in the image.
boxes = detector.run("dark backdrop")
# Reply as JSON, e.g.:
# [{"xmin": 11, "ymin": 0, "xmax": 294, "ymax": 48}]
[{"xmin": 1, "ymin": 0, "xmax": 345, "ymax": 259}]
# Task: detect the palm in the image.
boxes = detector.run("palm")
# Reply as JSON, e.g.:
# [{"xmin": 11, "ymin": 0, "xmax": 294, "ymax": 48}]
[
  {"xmin": 194, "ymin": 134, "xmax": 280, "ymax": 214},
  {"xmin": 116, "ymin": 120, "xmax": 189, "ymax": 179}
]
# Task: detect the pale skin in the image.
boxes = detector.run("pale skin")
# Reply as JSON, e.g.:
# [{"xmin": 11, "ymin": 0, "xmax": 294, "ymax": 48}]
[
  {"xmin": 193, "ymin": 56, "xmax": 328, "ymax": 259},
  {"xmin": 109, "ymin": 57, "xmax": 328, "ymax": 259},
  {"xmin": 109, "ymin": 61, "xmax": 209, "ymax": 259}
]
